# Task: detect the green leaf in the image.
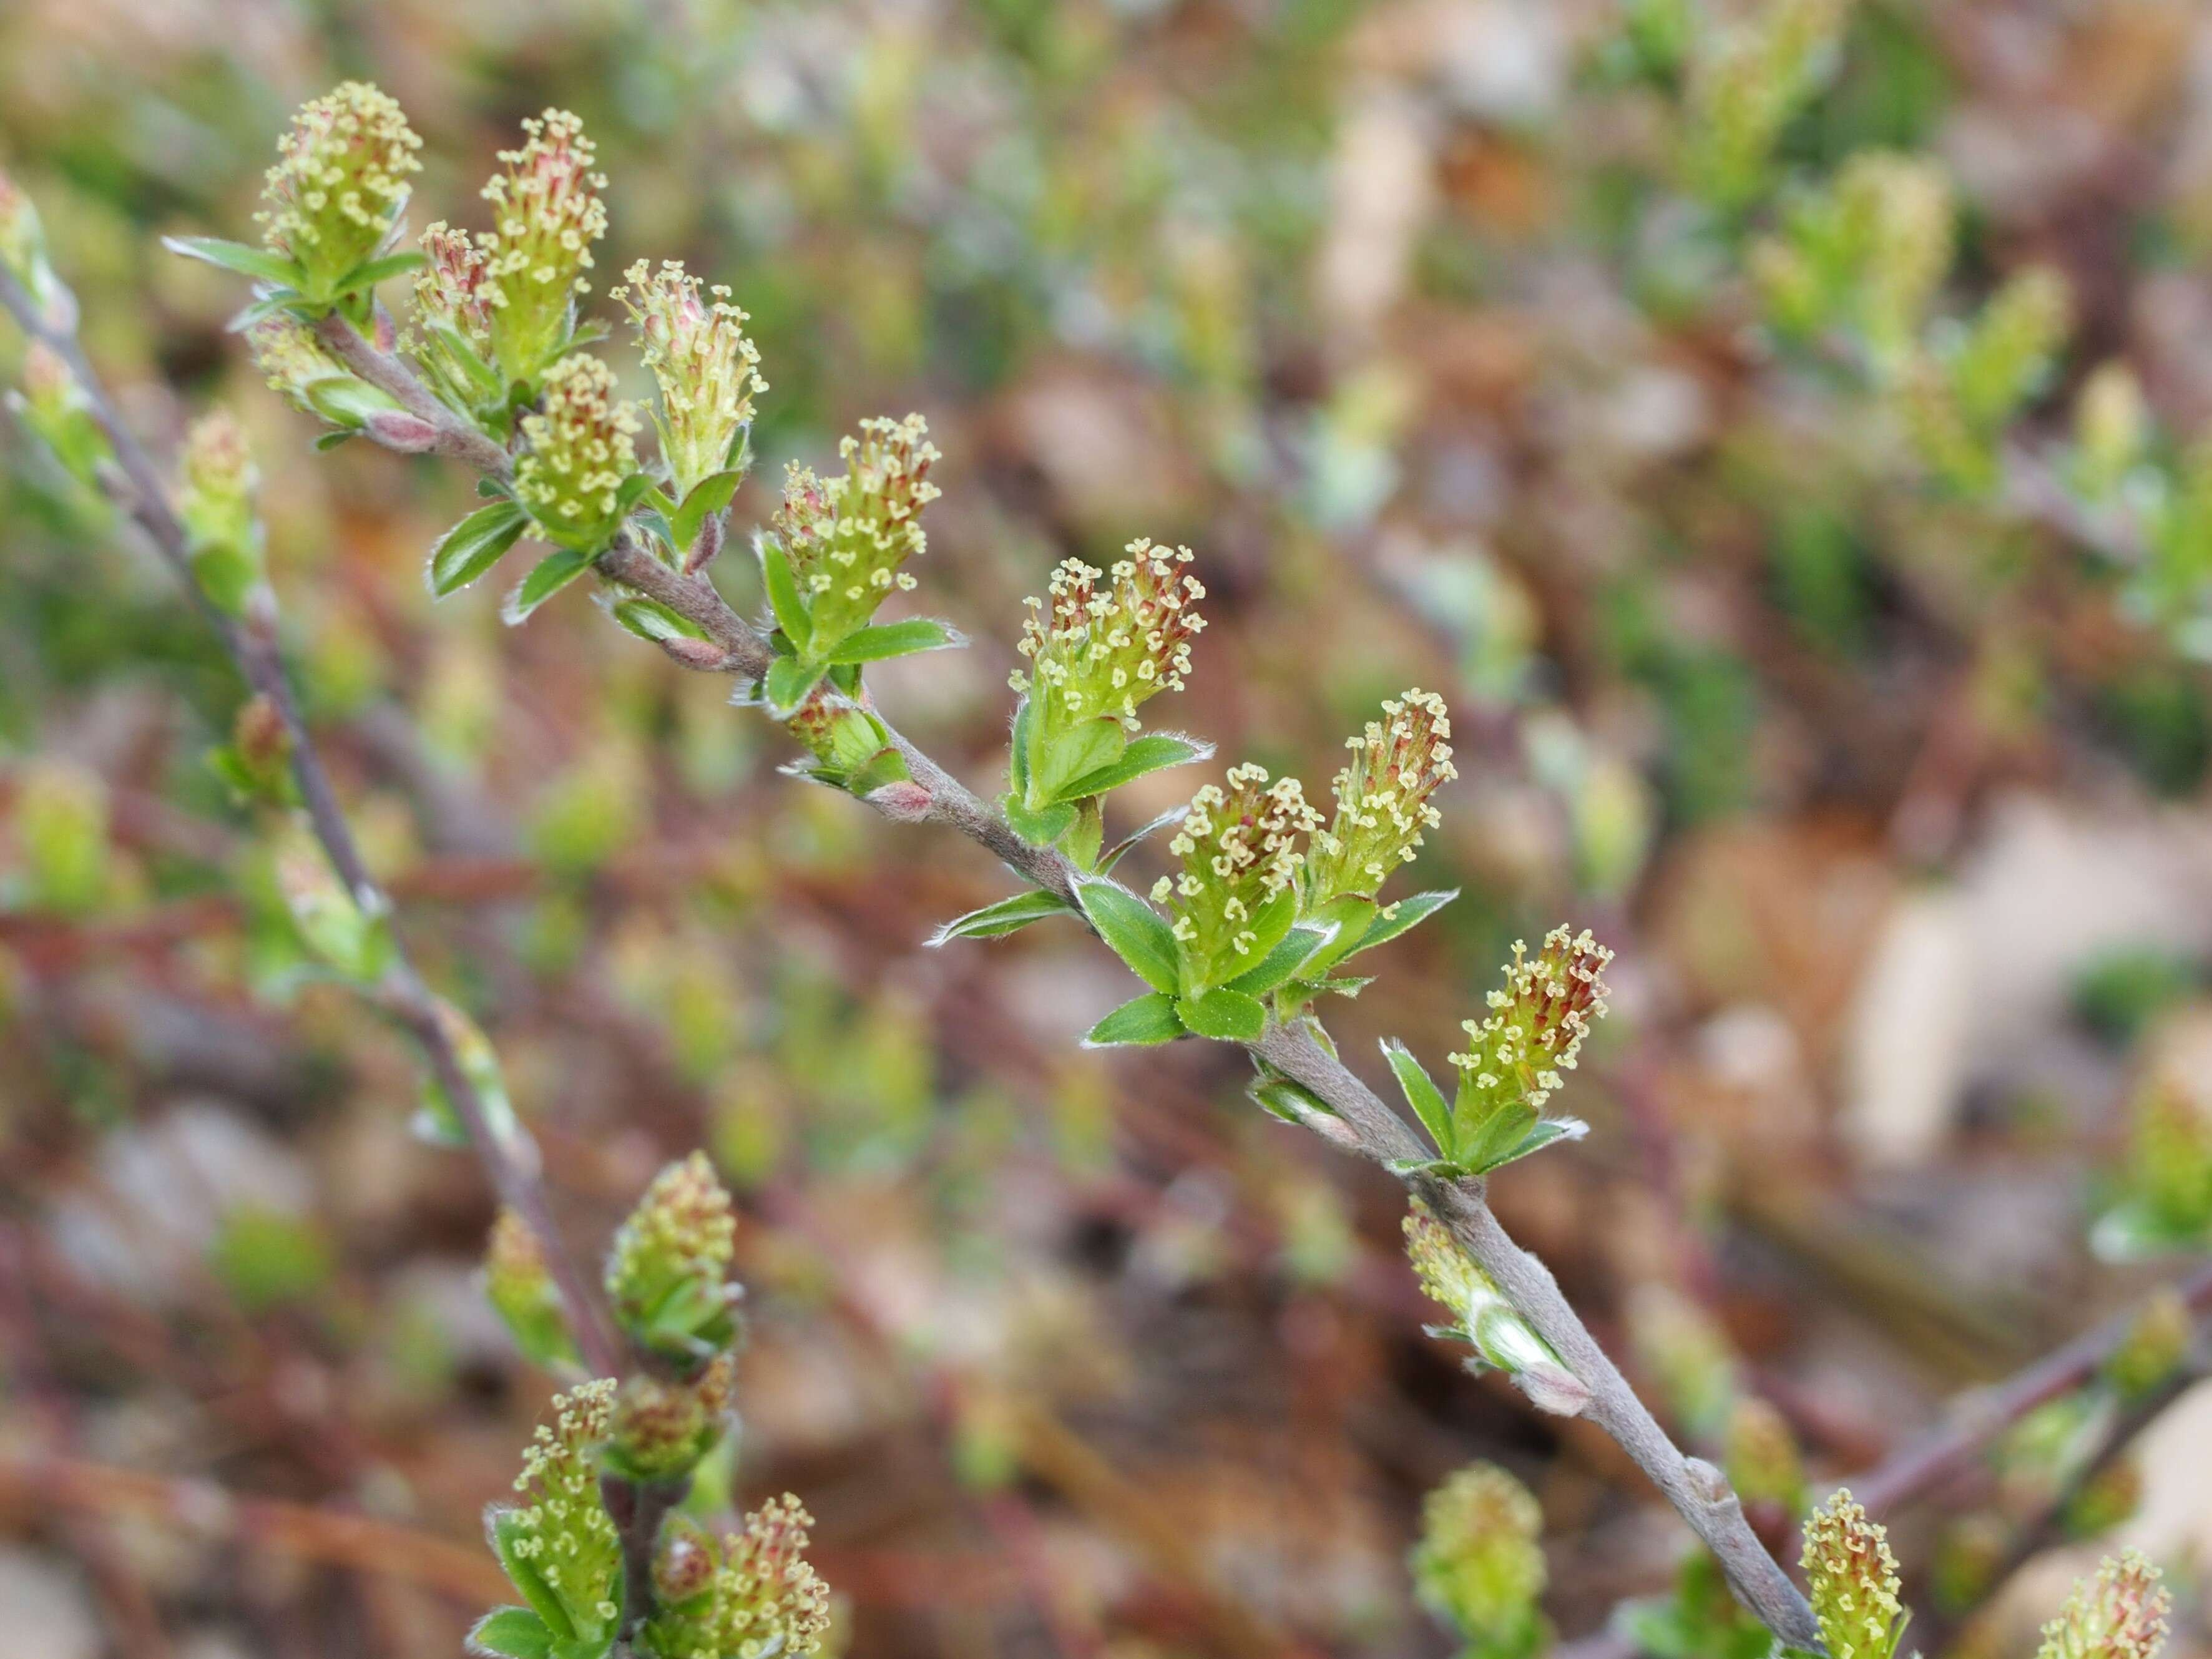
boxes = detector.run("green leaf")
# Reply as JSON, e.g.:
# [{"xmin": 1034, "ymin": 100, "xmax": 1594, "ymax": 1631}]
[
  {"xmin": 1074, "ymin": 877, "xmax": 1181, "ymax": 994},
  {"xmin": 757, "ymin": 537, "xmax": 811, "ymax": 650},
  {"xmin": 488, "ymin": 1511, "xmax": 577, "ymax": 1642},
  {"xmin": 1341, "ymin": 889, "xmax": 1457, "ymax": 958},
  {"xmin": 428, "ymin": 501, "xmax": 530, "ymax": 597},
  {"xmin": 1059, "ymin": 731, "xmax": 1213, "ymax": 800},
  {"xmin": 1459, "ymin": 1100, "xmax": 1540, "ymax": 1174},
  {"xmin": 1219, "ymin": 885, "xmax": 1300, "ymax": 989},
  {"xmin": 501, "ymin": 547, "xmax": 594, "ymax": 625},
  {"xmin": 1471, "ymin": 1117, "xmax": 1589, "ymax": 1175},
  {"xmin": 1250, "ymin": 1075, "xmax": 1340, "ymax": 1132},
  {"xmin": 603, "ymin": 593, "xmax": 707, "ymax": 644},
  {"xmin": 1082, "ymin": 992, "xmax": 1186, "ymax": 1047},
  {"xmin": 304, "ymin": 375, "xmax": 403, "ymax": 428},
  {"xmin": 1175, "ymin": 987, "xmax": 1266, "ymax": 1042},
  {"xmin": 428, "ymin": 321, "xmax": 504, "ymax": 399},
  {"xmin": 1225, "ymin": 921, "xmax": 1339, "ymax": 997},
  {"xmin": 761, "ymin": 654, "xmax": 820, "ymax": 716},
  {"xmin": 1382, "ymin": 1039, "xmax": 1455, "ymax": 1157},
  {"xmin": 1001, "ymin": 791, "xmax": 1077, "ymax": 847},
  {"xmin": 929, "ymin": 888, "xmax": 1075, "ymax": 946},
  {"xmin": 162, "ymin": 235, "xmax": 302, "ymax": 288},
  {"xmin": 823, "ymin": 617, "xmax": 964, "ymax": 664},
  {"xmin": 469, "ymin": 1609, "xmax": 554, "ymax": 1659},
  {"xmin": 1007, "ymin": 697, "xmax": 1037, "ymax": 797},
  {"xmin": 334, "ymin": 250, "xmax": 429, "ymax": 294},
  {"xmin": 670, "ymin": 468, "xmax": 743, "ymax": 549},
  {"xmin": 2091, "ymin": 1200, "xmax": 2212, "ymax": 1263},
  {"xmin": 1296, "ymin": 894, "xmax": 1378, "ymax": 979},
  {"xmin": 1030, "ymin": 717, "xmax": 1125, "ymax": 806}
]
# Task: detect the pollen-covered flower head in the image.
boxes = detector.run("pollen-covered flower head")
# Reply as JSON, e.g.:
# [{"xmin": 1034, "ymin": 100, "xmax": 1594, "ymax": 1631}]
[
  {"xmin": 1404, "ymin": 1198, "xmax": 1493, "ymax": 1321},
  {"xmin": 1449, "ymin": 926, "xmax": 1613, "ymax": 1120},
  {"xmin": 0, "ymin": 167, "xmax": 39, "ymax": 287},
  {"xmin": 609, "ymin": 1353, "xmax": 736, "ymax": 1480},
  {"xmin": 479, "ymin": 109, "xmax": 609, "ymax": 381},
  {"xmin": 604, "ymin": 1151, "xmax": 741, "ymax": 1358},
  {"xmin": 2037, "ymin": 1551, "xmax": 2170, "ymax": 1659},
  {"xmin": 774, "ymin": 413, "xmax": 941, "ymax": 647},
  {"xmin": 1306, "ymin": 688, "xmax": 1456, "ymax": 908},
  {"xmin": 615, "ymin": 259, "xmax": 766, "ymax": 500},
  {"xmin": 178, "ymin": 409, "xmax": 258, "ymax": 554},
  {"xmin": 245, "ymin": 313, "xmax": 400, "ymax": 431},
  {"xmin": 1148, "ymin": 762, "xmax": 1321, "ymax": 989},
  {"xmin": 1411, "ymin": 1462, "xmax": 1547, "ymax": 1655},
  {"xmin": 0, "ymin": 165, "xmax": 71, "ymax": 327},
  {"xmin": 1802, "ymin": 1489, "xmax": 1907, "ymax": 1659},
  {"xmin": 514, "ymin": 354, "xmax": 640, "ymax": 546},
  {"xmin": 644, "ymin": 1495, "xmax": 832, "ymax": 1659},
  {"xmin": 484, "ymin": 1208, "xmax": 577, "ymax": 1370},
  {"xmin": 257, "ymin": 82, "xmax": 422, "ymax": 290},
  {"xmin": 1404, "ymin": 1200, "xmax": 1590, "ymax": 1416},
  {"xmin": 9, "ymin": 340, "xmax": 109, "ymax": 488},
  {"xmin": 493, "ymin": 1380, "xmax": 620, "ymax": 1643},
  {"xmin": 1010, "ymin": 540, "xmax": 1205, "ymax": 732},
  {"xmin": 414, "ymin": 221, "xmax": 495, "ymax": 347}
]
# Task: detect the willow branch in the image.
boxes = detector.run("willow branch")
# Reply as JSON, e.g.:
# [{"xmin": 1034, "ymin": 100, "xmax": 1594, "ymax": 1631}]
[
  {"xmin": 301, "ymin": 312, "xmax": 1823, "ymax": 1647},
  {"xmin": 1852, "ymin": 1256, "xmax": 2212, "ymax": 1517},
  {"xmin": 0, "ymin": 268, "xmax": 621, "ymax": 1383}
]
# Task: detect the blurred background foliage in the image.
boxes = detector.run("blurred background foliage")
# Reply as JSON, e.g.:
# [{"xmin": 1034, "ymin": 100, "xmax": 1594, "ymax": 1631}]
[{"xmin": 8, "ymin": 1, "xmax": 2212, "ymax": 1656}]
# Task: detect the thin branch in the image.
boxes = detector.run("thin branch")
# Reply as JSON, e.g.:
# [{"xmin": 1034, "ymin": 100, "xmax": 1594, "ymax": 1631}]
[
  {"xmin": 0, "ymin": 266, "xmax": 621, "ymax": 1384},
  {"xmin": 304, "ymin": 306, "xmax": 1824, "ymax": 1648},
  {"xmin": 1852, "ymin": 1256, "xmax": 2212, "ymax": 1516}
]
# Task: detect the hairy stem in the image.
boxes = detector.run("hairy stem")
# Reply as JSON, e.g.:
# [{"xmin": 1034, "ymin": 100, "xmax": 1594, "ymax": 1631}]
[{"xmin": 301, "ymin": 307, "xmax": 1825, "ymax": 1647}]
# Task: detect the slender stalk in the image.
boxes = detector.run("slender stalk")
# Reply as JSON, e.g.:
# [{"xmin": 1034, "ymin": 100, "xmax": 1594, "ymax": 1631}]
[
  {"xmin": 304, "ymin": 305, "xmax": 1825, "ymax": 1648},
  {"xmin": 1852, "ymin": 1256, "xmax": 2212, "ymax": 1516},
  {"xmin": 0, "ymin": 267, "xmax": 621, "ymax": 1384}
]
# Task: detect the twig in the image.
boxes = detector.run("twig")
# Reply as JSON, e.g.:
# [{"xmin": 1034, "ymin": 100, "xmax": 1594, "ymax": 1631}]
[
  {"xmin": 300, "ymin": 306, "xmax": 1826, "ymax": 1649},
  {"xmin": 0, "ymin": 267, "xmax": 620, "ymax": 1386},
  {"xmin": 1852, "ymin": 1257, "xmax": 2212, "ymax": 1516}
]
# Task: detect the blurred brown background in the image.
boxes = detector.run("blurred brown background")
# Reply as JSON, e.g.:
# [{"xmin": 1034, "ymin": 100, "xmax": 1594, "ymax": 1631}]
[{"xmin": 6, "ymin": 1, "xmax": 2212, "ymax": 1655}]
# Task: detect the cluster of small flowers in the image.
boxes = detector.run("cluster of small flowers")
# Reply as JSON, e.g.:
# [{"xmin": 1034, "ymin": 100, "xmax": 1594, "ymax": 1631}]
[
  {"xmin": 1448, "ymin": 926, "xmax": 1615, "ymax": 1118},
  {"xmin": 774, "ymin": 413, "xmax": 941, "ymax": 640},
  {"xmin": 255, "ymin": 81, "xmax": 422, "ymax": 288},
  {"xmin": 2037, "ymin": 1551, "xmax": 2170, "ymax": 1659},
  {"xmin": 1151, "ymin": 763, "xmax": 1321, "ymax": 972},
  {"xmin": 1800, "ymin": 1490, "xmax": 1906, "ymax": 1659},
  {"xmin": 647, "ymin": 1495, "xmax": 831, "ymax": 1659},
  {"xmin": 605, "ymin": 1151, "xmax": 737, "ymax": 1315},
  {"xmin": 1685, "ymin": 0, "xmax": 1848, "ymax": 207},
  {"xmin": 1009, "ymin": 540, "xmax": 1205, "ymax": 729},
  {"xmin": 1752, "ymin": 150, "xmax": 1954, "ymax": 369},
  {"xmin": 0, "ymin": 166, "xmax": 67, "ymax": 323},
  {"xmin": 1306, "ymin": 687, "xmax": 1456, "ymax": 908},
  {"xmin": 484, "ymin": 1208, "xmax": 572, "ymax": 1361},
  {"xmin": 513, "ymin": 355, "xmax": 641, "ymax": 542},
  {"xmin": 177, "ymin": 410, "xmax": 257, "ymax": 551},
  {"xmin": 611, "ymin": 1354, "xmax": 737, "ymax": 1479},
  {"xmin": 246, "ymin": 315, "xmax": 360, "ymax": 413},
  {"xmin": 1404, "ymin": 1201, "xmax": 1497, "ymax": 1329},
  {"xmin": 478, "ymin": 109, "xmax": 609, "ymax": 378},
  {"xmin": 1410, "ymin": 1462, "xmax": 1547, "ymax": 1650},
  {"xmin": 415, "ymin": 222, "xmax": 496, "ymax": 348},
  {"xmin": 504, "ymin": 1380, "xmax": 622, "ymax": 1632},
  {"xmin": 615, "ymin": 259, "xmax": 766, "ymax": 499},
  {"xmin": 9, "ymin": 341, "xmax": 107, "ymax": 487}
]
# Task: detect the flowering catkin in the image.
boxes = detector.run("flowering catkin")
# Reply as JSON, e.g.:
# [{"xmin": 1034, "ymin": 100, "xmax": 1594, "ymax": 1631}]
[{"xmin": 256, "ymin": 82, "xmax": 422, "ymax": 291}]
